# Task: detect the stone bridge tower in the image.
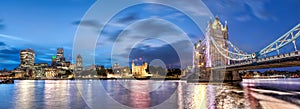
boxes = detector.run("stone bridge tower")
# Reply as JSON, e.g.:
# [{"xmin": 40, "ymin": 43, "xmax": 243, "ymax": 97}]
[
  {"xmin": 194, "ymin": 17, "xmax": 229, "ymax": 81},
  {"xmin": 205, "ymin": 17, "xmax": 229, "ymax": 68}
]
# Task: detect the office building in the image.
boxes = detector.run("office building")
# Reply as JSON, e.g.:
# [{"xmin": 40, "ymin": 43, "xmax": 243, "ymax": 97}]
[{"xmin": 19, "ymin": 48, "xmax": 35, "ymax": 69}]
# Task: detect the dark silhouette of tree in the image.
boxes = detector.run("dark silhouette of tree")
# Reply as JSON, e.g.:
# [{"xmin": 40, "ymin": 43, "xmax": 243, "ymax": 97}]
[{"xmin": 96, "ymin": 66, "xmax": 107, "ymax": 76}]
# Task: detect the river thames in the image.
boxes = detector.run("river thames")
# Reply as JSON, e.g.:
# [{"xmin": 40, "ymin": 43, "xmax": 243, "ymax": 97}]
[{"xmin": 0, "ymin": 79, "xmax": 299, "ymax": 109}]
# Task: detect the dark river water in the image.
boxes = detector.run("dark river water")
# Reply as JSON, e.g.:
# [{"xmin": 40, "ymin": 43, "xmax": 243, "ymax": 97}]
[{"xmin": 0, "ymin": 79, "xmax": 299, "ymax": 109}]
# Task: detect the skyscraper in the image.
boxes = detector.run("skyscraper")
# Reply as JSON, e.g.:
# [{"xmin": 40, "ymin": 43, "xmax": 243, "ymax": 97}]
[
  {"xmin": 56, "ymin": 48, "xmax": 65, "ymax": 66},
  {"xmin": 75, "ymin": 54, "xmax": 83, "ymax": 71},
  {"xmin": 19, "ymin": 48, "xmax": 35, "ymax": 68}
]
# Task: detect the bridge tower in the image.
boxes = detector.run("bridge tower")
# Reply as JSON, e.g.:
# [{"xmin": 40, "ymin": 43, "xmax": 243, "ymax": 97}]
[
  {"xmin": 193, "ymin": 17, "xmax": 241, "ymax": 81},
  {"xmin": 205, "ymin": 16, "xmax": 229, "ymax": 68},
  {"xmin": 205, "ymin": 17, "xmax": 229, "ymax": 81}
]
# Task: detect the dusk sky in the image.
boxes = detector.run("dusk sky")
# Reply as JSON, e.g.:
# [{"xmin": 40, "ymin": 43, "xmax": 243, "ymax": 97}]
[{"xmin": 1, "ymin": 0, "xmax": 300, "ymax": 70}]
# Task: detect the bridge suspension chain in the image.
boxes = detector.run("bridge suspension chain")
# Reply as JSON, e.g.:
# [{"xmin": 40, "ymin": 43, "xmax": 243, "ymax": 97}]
[
  {"xmin": 210, "ymin": 37, "xmax": 250, "ymax": 56},
  {"xmin": 209, "ymin": 36, "xmax": 252, "ymax": 61},
  {"xmin": 227, "ymin": 40, "xmax": 247, "ymax": 55}
]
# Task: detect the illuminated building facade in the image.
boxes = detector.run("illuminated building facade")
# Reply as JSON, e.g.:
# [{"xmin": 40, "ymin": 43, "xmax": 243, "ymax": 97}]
[
  {"xmin": 19, "ymin": 48, "xmax": 35, "ymax": 69},
  {"xmin": 112, "ymin": 63, "xmax": 131, "ymax": 76},
  {"xmin": 194, "ymin": 40, "xmax": 206, "ymax": 68},
  {"xmin": 45, "ymin": 67, "xmax": 58, "ymax": 78},
  {"xmin": 34, "ymin": 63, "xmax": 48, "ymax": 78},
  {"xmin": 131, "ymin": 60, "xmax": 148, "ymax": 76}
]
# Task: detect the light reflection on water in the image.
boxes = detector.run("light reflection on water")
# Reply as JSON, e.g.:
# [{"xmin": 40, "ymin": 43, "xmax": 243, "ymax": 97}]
[{"xmin": 0, "ymin": 79, "xmax": 299, "ymax": 109}]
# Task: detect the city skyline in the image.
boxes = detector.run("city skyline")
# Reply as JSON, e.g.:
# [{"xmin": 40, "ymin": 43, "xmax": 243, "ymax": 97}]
[{"xmin": 0, "ymin": 0, "xmax": 300, "ymax": 70}]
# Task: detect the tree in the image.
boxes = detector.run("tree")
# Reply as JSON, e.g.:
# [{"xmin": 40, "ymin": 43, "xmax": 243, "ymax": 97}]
[
  {"xmin": 96, "ymin": 66, "xmax": 107, "ymax": 76},
  {"xmin": 157, "ymin": 66, "xmax": 167, "ymax": 76}
]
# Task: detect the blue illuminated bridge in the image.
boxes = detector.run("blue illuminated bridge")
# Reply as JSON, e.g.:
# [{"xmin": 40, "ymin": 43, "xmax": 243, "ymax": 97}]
[
  {"xmin": 195, "ymin": 22, "xmax": 300, "ymax": 81},
  {"xmin": 219, "ymin": 50, "xmax": 300, "ymax": 71},
  {"xmin": 212, "ymin": 23, "xmax": 300, "ymax": 67}
]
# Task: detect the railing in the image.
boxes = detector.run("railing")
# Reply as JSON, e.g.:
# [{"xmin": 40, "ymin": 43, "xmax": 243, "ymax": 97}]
[{"xmin": 229, "ymin": 50, "xmax": 300, "ymax": 67}]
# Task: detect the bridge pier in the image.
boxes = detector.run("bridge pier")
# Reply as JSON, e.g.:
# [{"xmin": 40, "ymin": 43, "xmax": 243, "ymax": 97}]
[
  {"xmin": 232, "ymin": 71, "xmax": 242, "ymax": 81},
  {"xmin": 224, "ymin": 71, "xmax": 242, "ymax": 81},
  {"xmin": 198, "ymin": 68, "xmax": 242, "ymax": 82},
  {"xmin": 209, "ymin": 69, "xmax": 226, "ymax": 81}
]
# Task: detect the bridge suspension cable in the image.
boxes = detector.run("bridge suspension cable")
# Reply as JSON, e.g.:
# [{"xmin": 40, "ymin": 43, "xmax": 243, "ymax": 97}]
[
  {"xmin": 209, "ymin": 36, "xmax": 252, "ymax": 61},
  {"xmin": 201, "ymin": 23, "xmax": 300, "ymax": 61}
]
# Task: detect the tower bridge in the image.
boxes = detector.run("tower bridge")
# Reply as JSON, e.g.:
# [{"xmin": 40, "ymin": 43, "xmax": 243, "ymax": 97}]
[
  {"xmin": 194, "ymin": 17, "xmax": 300, "ymax": 81},
  {"xmin": 225, "ymin": 50, "xmax": 300, "ymax": 71}
]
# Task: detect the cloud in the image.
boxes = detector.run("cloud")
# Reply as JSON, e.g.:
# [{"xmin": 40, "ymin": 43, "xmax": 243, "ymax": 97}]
[
  {"xmin": 163, "ymin": 12, "xmax": 185, "ymax": 20},
  {"xmin": 143, "ymin": 4, "xmax": 173, "ymax": 14},
  {"xmin": 127, "ymin": 40, "xmax": 193, "ymax": 67},
  {"xmin": 72, "ymin": 20, "xmax": 102, "ymax": 29},
  {"xmin": 101, "ymin": 29, "xmax": 121, "ymax": 41},
  {"xmin": 0, "ymin": 53, "xmax": 18, "ymax": 60},
  {"xmin": 0, "ymin": 45, "xmax": 20, "ymax": 69},
  {"xmin": 99, "ymin": 16, "xmax": 187, "ymax": 43},
  {"xmin": 0, "ymin": 59, "xmax": 19, "ymax": 65},
  {"xmin": 115, "ymin": 13, "xmax": 140, "ymax": 24},
  {"xmin": 36, "ymin": 57, "xmax": 51, "ymax": 62},
  {"xmin": 72, "ymin": 18, "xmax": 127, "ymax": 36},
  {"xmin": 204, "ymin": 0, "xmax": 275, "ymax": 21},
  {"xmin": 124, "ymin": 18, "xmax": 183, "ymax": 38},
  {"xmin": 0, "ymin": 34, "xmax": 28, "ymax": 42},
  {"xmin": 93, "ymin": 2, "xmax": 210, "ymax": 67},
  {"xmin": 235, "ymin": 15, "xmax": 251, "ymax": 21},
  {"xmin": 187, "ymin": 33, "xmax": 201, "ymax": 42},
  {"xmin": 245, "ymin": 0, "xmax": 274, "ymax": 20},
  {"xmin": 143, "ymin": 1, "xmax": 211, "ymax": 17},
  {"xmin": 108, "ymin": 18, "xmax": 194, "ymax": 67},
  {"xmin": 0, "ymin": 47, "xmax": 19, "ymax": 54},
  {"xmin": 0, "ymin": 19, "xmax": 4, "ymax": 30},
  {"xmin": 0, "ymin": 42, "xmax": 5, "ymax": 46},
  {"xmin": 0, "ymin": 24, "xmax": 4, "ymax": 30},
  {"xmin": 130, "ymin": 44, "xmax": 180, "ymax": 65},
  {"xmin": 200, "ymin": 0, "xmax": 275, "ymax": 21},
  {"xmin": 110, "ymin": 19, "xmax": 176, "ymax": 43}
]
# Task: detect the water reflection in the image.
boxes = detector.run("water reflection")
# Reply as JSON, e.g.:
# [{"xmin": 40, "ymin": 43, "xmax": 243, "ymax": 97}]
[
  {"xmin": 12, "ymin": 80, "xmax": 90, "ymax": 109},
  {"xmin": 242, "ymin": 79, "xmax": 300, "ymax": 109},
  {"xmin": 101, "ymin": 80, "xmax": 178, "ymax": 108},
  {"xmin": 129, "ymin": 81, "xmax": 151, "ymax": 108},
  {"xmin": 243, "ymin": 82, "xmax": 260, "ymax": 109},
  {"xmin": 188, "ymin": 84, "xmax": 207, "ymax": 108},
  {"xmin": 15, "ymin": 80, "xmax": 35, "ymax": 109},
  {"xmin": 0, "ymin": 79, "xmax": 299, "ymax": 109}
]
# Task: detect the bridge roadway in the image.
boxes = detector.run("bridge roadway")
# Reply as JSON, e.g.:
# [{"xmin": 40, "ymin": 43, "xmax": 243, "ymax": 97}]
[
  {"xmin": 224, "ymin": 50, "xmax": 300, "ymax": 71},
  {"xmin": 207, "ymin": 50, "xmax": 300, "ymax": 81}
]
